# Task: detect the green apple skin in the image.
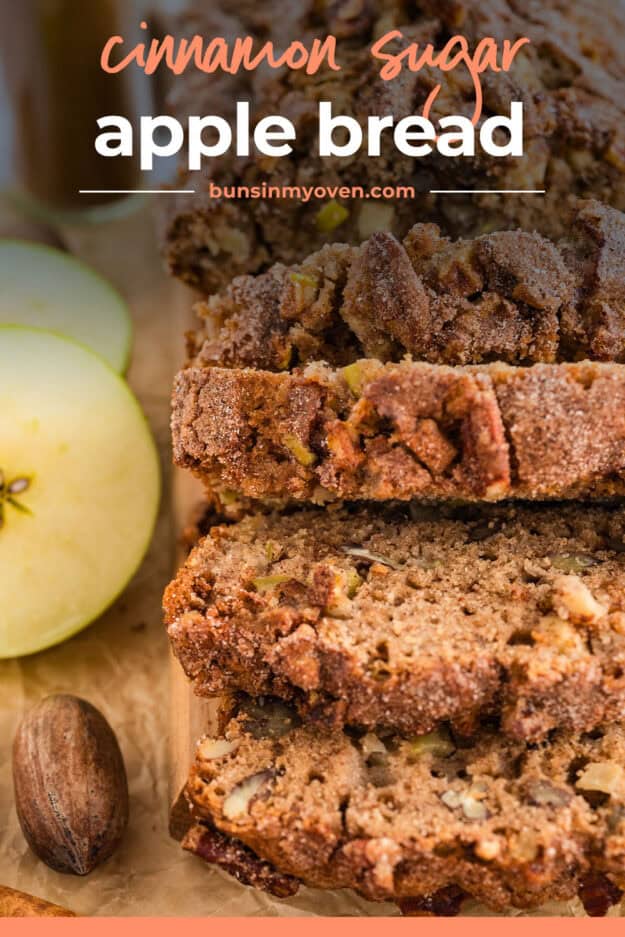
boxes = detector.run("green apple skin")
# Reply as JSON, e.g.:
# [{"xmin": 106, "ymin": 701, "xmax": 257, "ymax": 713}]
[
  {"xmin": 0, "ymin": 326, "xmax": 161, "ymax": 658},
  {"xmin": 0, "ymin": 240, "xmax": 132, "ymax": 372}
]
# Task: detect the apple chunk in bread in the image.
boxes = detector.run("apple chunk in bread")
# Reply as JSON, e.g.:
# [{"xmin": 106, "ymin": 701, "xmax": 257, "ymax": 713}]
[
  {"xmin": 0, "ymin": 327, "xmax": 160, "ymax": 658},
  {"xmin": 0, "ymin": 240, "xmax": 132, "ymax": 372}
]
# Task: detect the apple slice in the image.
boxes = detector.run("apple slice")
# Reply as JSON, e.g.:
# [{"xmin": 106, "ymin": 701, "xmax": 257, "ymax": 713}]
[
  {"xmin": 0, "ymin": 240, "xmax": 132, "ymax": 372},
  {"xmin": 0, "ymin": 327, "xmax": 160, "ymax": 658}
]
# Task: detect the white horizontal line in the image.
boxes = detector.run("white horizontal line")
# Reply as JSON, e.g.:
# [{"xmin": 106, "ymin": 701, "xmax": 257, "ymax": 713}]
[
  {"xmin": 78, "ymin": 189, "xmax": 196, "ymax": 195},
  {"xmin": 431, "ymin": 189, "xmax": 546, "ymax": 194}
]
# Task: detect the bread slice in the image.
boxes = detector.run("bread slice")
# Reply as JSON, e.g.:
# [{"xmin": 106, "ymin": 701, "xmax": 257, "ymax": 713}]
[
  {"xmin": 164, "ymin": 502, "xmax": 625, "ymax": 741},
  {"xmin": 189, "ymin": 201, "xmax": 625, "ymax": 369},
  {"xmin": 172, "ymin": 358, "xmax": 625, "ymax": 503},
  {"xmin": 182, "ymin": 699, "xmax": 625, "ymax": 912}
]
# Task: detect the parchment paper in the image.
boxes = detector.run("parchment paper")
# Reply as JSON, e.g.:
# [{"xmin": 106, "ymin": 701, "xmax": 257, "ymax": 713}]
[{"xmin": 0, "ymin": 199, "xmax": 619, "ymax": 918}]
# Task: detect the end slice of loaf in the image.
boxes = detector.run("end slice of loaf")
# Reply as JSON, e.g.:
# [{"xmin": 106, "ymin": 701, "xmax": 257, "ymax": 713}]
[{"xmin": 189, "ymin": 201, "xmax": 625, "ymax": 369}]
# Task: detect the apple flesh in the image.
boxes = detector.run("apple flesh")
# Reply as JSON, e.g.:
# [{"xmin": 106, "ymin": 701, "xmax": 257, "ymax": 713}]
[
  {"xmin": 0, "ymin": 240, "xmax": 132, "ymax": 372},
  {"xmin": 0, "ymin": 327, "xmax": 160, "ymax": 658}
]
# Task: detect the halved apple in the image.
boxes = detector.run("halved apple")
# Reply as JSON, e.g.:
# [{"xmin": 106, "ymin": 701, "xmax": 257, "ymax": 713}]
[
  {"xmin": 0, "ymin": 327, "xmax": 160, "ymax": 658},
  {"xmin": 0, "ymin": 240, "xmax": 132, "ymax": 372}
]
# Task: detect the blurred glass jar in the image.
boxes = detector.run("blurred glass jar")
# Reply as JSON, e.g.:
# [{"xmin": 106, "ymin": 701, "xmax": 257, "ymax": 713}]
[{"xmin": 0, "ymin": 0, "xmax": 153, "ymax": 221}]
